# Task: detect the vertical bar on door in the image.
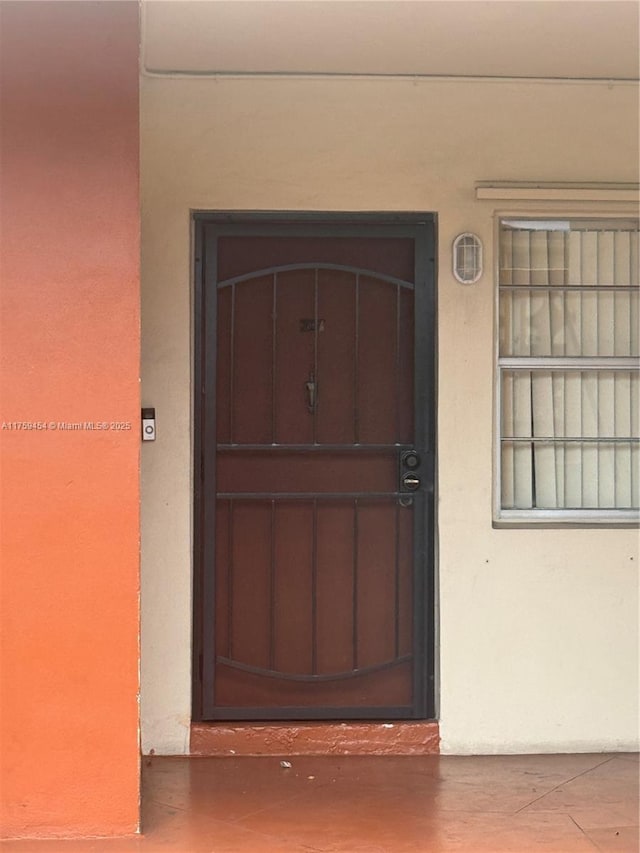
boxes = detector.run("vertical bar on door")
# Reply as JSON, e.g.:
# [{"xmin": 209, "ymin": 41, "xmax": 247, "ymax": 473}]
[
  {"xmin": 200, "ymin": 224, "xmax": 219, "ymax": 717},
  {"xmin": 394, "ymin": 284, "xmax": 402, "ymax": 658},
  {"xmin": 352, "ymin": 497, "xmax": 359, "ymax": 670},
  {"xmin": 354, "ymin": 274, "xmax": 360, "ymax": 444},
  {"xmin": 395, "ymin": 283, "xmax": 401, "ymax": 442},
  {"xmin": 272, "ymin": 274, "xmax": 278, "ymax": 444},
  {"xmin": 227, "ymin": 498, "xmax": 235, "ymax": 660},
  {"xmin": 394, "ymin": 500, "xmax": 400, "ymax": 658},
  {"xmin": 269, "ymin": 499, "xmax": 276, "ymax": 670},
  {"xmin": 229, "ymin": 283, "xmax": 236, "ymax": 444},
  {"xmin": 311, "ymin": 498, "xmax": 318, "ymax": 675},
  {"xmin": 313, "ymin": 268, "xmax": 319, "ymax": 445},
  {"xmin": 414, "ymin": 222, "xmax": 436, "ymax": 718}
]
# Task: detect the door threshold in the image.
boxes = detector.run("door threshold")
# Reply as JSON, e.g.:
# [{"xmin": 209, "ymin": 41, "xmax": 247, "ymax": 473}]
[{"xmin": 190, "ymin": 720, "xmax": 439, "ymax": 756}]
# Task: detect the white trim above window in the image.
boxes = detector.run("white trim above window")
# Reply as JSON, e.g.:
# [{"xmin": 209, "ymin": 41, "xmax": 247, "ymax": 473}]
[
  {"xmin": 478, "ymin": 183, "xmax": 640, "ymax": 203},
  {"xmin": 495, "ymin": 216, "xmax": 640, "ymax": 525}
]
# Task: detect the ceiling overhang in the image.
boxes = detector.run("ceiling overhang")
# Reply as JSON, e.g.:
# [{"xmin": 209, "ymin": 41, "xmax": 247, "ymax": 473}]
[{"xmin": 142, "ymin": 0, "xmax": 640, "ymax": 81}]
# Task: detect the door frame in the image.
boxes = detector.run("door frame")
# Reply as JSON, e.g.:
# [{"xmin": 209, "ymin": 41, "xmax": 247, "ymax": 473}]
[{"xmin": 192, "ymin": 212, "xmax": 437, "ymax": 721}]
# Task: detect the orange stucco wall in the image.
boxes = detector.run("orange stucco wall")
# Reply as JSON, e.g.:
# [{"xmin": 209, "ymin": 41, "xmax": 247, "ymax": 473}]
[{"xmin": 0, "ymin": 1, "xmax": 140, "ymax": 838}]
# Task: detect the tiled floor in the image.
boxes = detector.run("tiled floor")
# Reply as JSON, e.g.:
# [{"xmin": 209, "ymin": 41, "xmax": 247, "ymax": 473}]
[{"xmin": 2, "ymin": 753, "xmax": 638, "ymax": 852}]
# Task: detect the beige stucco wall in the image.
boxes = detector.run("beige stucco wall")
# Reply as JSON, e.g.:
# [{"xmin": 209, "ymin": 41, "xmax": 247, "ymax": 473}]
[{"xmin": 140, "ymin": 74, "xmax": 639, "ymax": 754}]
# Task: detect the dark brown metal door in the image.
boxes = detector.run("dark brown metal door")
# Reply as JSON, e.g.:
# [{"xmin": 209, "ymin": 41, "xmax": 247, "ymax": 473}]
[{"xmin": 194, "ymin": 217, "xmax": 435, "ymax": 721}]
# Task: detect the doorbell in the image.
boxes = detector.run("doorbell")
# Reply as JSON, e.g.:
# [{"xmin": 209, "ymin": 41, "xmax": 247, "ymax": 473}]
[{"xmin": 142, "ymin": 407, "xmax": 156, "ymax": 441}]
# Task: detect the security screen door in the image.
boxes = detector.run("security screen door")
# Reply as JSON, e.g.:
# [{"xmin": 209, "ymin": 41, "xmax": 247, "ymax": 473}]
[{"xmin": 193, "ymin": 217, "xmax": 436, "ymax": 721}]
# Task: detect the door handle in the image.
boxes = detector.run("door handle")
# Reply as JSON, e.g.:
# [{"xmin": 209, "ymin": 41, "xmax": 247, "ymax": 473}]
[{"xmin": 305, "ymin": 371, "xmax": 317, "ymax": 413}]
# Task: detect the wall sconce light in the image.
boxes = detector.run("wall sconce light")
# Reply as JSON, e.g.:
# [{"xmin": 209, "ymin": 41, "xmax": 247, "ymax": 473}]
[{"xmin": 452, "ymin": 233, "xmax": 483, "ymax": 284}]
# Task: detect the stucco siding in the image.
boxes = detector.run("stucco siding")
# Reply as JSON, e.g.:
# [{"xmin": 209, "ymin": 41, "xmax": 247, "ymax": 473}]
[{"xmin": 140, "ymin": 75, "xmax": 639, "ymax": 755}]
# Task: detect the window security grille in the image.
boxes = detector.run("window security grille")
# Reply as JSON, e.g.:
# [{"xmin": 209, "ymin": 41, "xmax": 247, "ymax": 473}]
[{"xmin": 497, "ymin": 218, "xmax": 639, "ymax": 522}]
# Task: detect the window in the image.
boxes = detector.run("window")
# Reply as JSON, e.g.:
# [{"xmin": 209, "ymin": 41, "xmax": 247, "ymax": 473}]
[{"xmin": 496, "ymin": 217, "xmax": 639, "ymax": 523}]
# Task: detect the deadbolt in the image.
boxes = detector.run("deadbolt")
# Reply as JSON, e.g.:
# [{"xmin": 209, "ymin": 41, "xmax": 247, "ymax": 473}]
[{"xmin": 402, "ymin": 472, "xmax": 421, "ymax": 491}]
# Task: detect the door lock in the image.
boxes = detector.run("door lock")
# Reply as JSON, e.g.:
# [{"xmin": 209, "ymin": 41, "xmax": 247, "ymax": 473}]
[
  {"xmin": 399, "ymin": 450, "xmax": 422, "ymax": 492},
  {"xmin": 401, "ymin": 472, "xmax": 421, "ymax": 491}
]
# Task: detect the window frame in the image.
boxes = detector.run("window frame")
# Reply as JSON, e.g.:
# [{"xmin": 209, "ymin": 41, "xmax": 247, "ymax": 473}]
[{"xmin": 492, "ymin": 211, "xmax": 640, "ymax": 527}]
